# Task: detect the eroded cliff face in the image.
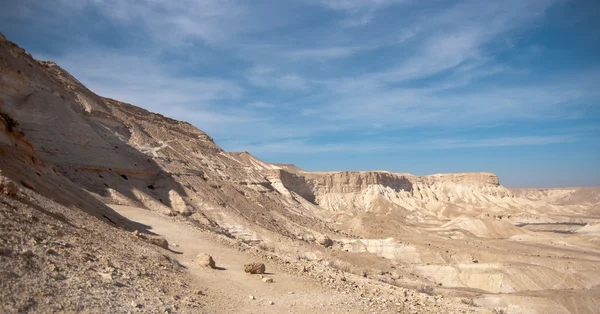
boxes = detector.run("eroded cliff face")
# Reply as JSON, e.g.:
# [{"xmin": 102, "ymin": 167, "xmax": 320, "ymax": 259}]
[
  {"xmin": 0, "ymin": 36, "xmax": 335, "ymax": 244},
  {"xmin": 251, "ymin": 165, "xmax": 512, "ymax": 216},
  {"xmin": 414, "ymin": 172, "xmax": 500, "ymax": 186},
  {"xmin": 309, "ymin": 172, "xmax": 414, "ymax": 194},
  {"xmin": 230, "ymin": 154, "xmax": 597, "ymax": 224}
]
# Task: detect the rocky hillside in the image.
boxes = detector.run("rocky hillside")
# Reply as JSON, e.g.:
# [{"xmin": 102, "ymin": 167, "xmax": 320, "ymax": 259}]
[{"xmin": 0, "ymin": 32, "xmax": 339, "ymax": 246}]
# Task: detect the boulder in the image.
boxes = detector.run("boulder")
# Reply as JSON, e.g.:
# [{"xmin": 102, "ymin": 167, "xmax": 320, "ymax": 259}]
[
  {"xmin": 315, "ymin": 234, "xmax": 333, "ymax": 247},
  {"xmin": 195, "ymin": 253, "xmax": 216, "ymax": 269},
  {"xmin": 244, "ymin": 262, "xmax": 266, "ymax": 274}
]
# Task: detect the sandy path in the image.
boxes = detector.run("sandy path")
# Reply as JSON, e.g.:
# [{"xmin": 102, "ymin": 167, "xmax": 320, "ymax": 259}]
[{"xmin": 109, "ymin": 205, "xmax": 367, "ymax": 314}]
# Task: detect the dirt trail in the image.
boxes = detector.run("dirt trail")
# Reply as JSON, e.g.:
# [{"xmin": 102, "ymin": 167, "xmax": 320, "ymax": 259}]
[{"xmin": 110, "ymin": 205, "xmax": 367, "ymax": 314}]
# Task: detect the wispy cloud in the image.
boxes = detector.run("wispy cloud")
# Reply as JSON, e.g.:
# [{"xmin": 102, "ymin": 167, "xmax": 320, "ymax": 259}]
[
  {"xmin": 4, "ymin": 0, "xmax": 598, "ymax": 178},
  {"xmin": 35, "ymin": 49, "xmax": 243, "ymax": 110},
  {"xmin": 4, "ymin": 0, "xmax": 291, "ymax": 47},
  {"xmin": 315, "ymin": 0, "xmax": 405, "ymax": 12},
  {"xmin": 246, "ymin": 66, "xmax": 309, "ymax": 91},
  {"xmin": 78, "ymin": 0, "xmax": 254, "ymax": 45},
  {"xmin": 286, "ymin": 46, "xmax": 366, "ymax": 61},
  {"xmin": 224, "ymin": 134, "xmax": 579, "ymax": 155},
  {"xmin": 422, "ymin": 135, "xmax": 578, "ymax": 149},
  {"xmin": 247, "ymin": 101, "xmax": 277, "ymax": 109},
  {"xmin": 314, "ymin": 0, "xmax": 408, "ymax": 27}
]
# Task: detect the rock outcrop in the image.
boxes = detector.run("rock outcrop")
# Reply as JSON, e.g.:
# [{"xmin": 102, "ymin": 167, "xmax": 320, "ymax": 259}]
[{"xmin": 231, "ymin": 158, "xmax": 513, "ymax": 217}]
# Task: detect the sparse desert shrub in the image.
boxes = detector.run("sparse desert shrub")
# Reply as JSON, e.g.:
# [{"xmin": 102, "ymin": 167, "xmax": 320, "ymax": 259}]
[
  {"xmin": 294, "ymin": 251, "xmax": 312, "ymax": 261},
  {"xmin": 0, "ymin": 111, "xmax": 19, "ymax": 132},
  {"xmin": 257, "ymin": 241, "xmax": 275, "ymax": 253},
  {"xmin": 329, "ymin": 259, "xmax": 353, "ymax": 273},
  {"xmin": 417, "ymin": 284, "xmax": 435, "ymax": 296}
]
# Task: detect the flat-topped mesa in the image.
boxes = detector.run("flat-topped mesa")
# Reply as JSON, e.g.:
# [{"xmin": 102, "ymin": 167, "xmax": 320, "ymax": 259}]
[
  {"xmin": 306, "ymin": 171, "xmax": 413, "ymax": 194},
  {"xmin": 229, "ymin": 151, "xmax": 507, "ymax": 202},
  {"xmin": 277, "ymin": 171, "xmax": 500, "ymax": 196},
  {"xmin": 416, "ymin": 172, "xmax": 501, "ymax": 187}
]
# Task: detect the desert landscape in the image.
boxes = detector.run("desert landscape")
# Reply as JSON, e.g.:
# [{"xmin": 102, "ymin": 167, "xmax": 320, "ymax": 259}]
[{"xmin": 1, "ymin": 28, "xmax": 600, "ymax": 314}]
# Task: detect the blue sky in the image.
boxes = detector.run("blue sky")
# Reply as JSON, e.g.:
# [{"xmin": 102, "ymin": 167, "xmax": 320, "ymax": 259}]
[{"xmin": 1, "ymin": 0, "xmax": 599, "ymax": 187}]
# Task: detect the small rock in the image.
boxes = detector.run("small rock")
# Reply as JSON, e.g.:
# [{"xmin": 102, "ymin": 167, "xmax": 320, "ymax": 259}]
[
  {"xmin": 99, "ymin": 272, "xmax": 113, "ymax": 281},
  {"xmin": 249, "ymin": 295, "xmax": 255, "ymax": 300},
  {"xmin": 244, "ymin": 262, "xmax": 266, "ymax": 274},
  {"xmin": 195, "ymin": 253, "xmax": 216, "ymax": 269},
  {"xmin": 0, "ymin": 178, "xmax": 18, "ymax": 196},
  {"xmin": 315, "ymin": 234, "xmax": 333, "ymax": 247},
  {"xmin": 269, "ymin": 301, "xmax": 274, "ymax": 305},
  {"xmin": 149, "ymin": 236, "xmax": 169, "ymax": 249},
  {"xmin": 131, "ymin": 301, "xmax": 142, "ymax": 308},
  {"xmin": 262, "ymin": 277, "xmax": 274, "ymax": 283},
  {"xmin": 22, "ymin": 249, "xmax": 34, "ymax": 257},
  {"xmin": 193, "ymin": 289, "xmax": 203, "ymax": 295}
]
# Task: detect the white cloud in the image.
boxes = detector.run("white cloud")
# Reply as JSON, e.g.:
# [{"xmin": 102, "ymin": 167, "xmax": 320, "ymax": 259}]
[
  {"xmin": 397, "ymin": 28, "xmax": 417, "ymax": 43},
  {"xmin": 221, "ymin": 139, "xmax": 390, "ymax": 155},
  {"xmin": 246, "ymin": 66, "xmax": 309, "ymax": 91},
  {"xmin": 307, "ymin": 80, "xmax": 595, "ymax": 131},
  {"xmin": 6, "ymin": 0, "xmax": 282, "ymax": 46},
  {"xmin": 37, "ymin": 49, "xmax": 243, "ymax": 110},
  {"xmin": 287, "ymin": 46, "xmax": 366, "ymax": 60},
  {"xmin": 422, "ymin": 135, "xmax": 577, "ymax": 149},
  {"xmin": 247, "ymin": 101, "xmax": 276, "ymax": 109},
  {"xmin": 315, "ymin": 0, "xmax": 407, "ymax": 27},
  {"xmin": 316, "ymin": 0, "xmax": 405, "ymax": 12},
  {"xmin": 223, "ymin": 134, "xmax": 578, "ymax": 155}
]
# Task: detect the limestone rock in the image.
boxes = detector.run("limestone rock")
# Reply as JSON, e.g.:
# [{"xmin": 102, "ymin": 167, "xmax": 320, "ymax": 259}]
[
  {"xmin": 0, "ymin": 177, "xmax": 18, "ymax": 196},
  {"xmin": 149, "ymin": 236, "xmax": 169, "ymax": 249},
  {"xmin": 195, "ymin": 253, "xmax": 216, "ymax": 269},
  {"xmin": 244, "ymin": 262, "xmax": 265, "ymax": 274},
  {"xmin": 315, "ymin": 234, "xmax": 333, "ymax": 247}
]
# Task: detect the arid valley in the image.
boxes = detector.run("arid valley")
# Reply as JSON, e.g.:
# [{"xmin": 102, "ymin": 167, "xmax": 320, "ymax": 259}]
[{"xmin": 1, "ymin": 31, "xmax": 600, "ymax": 313}]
